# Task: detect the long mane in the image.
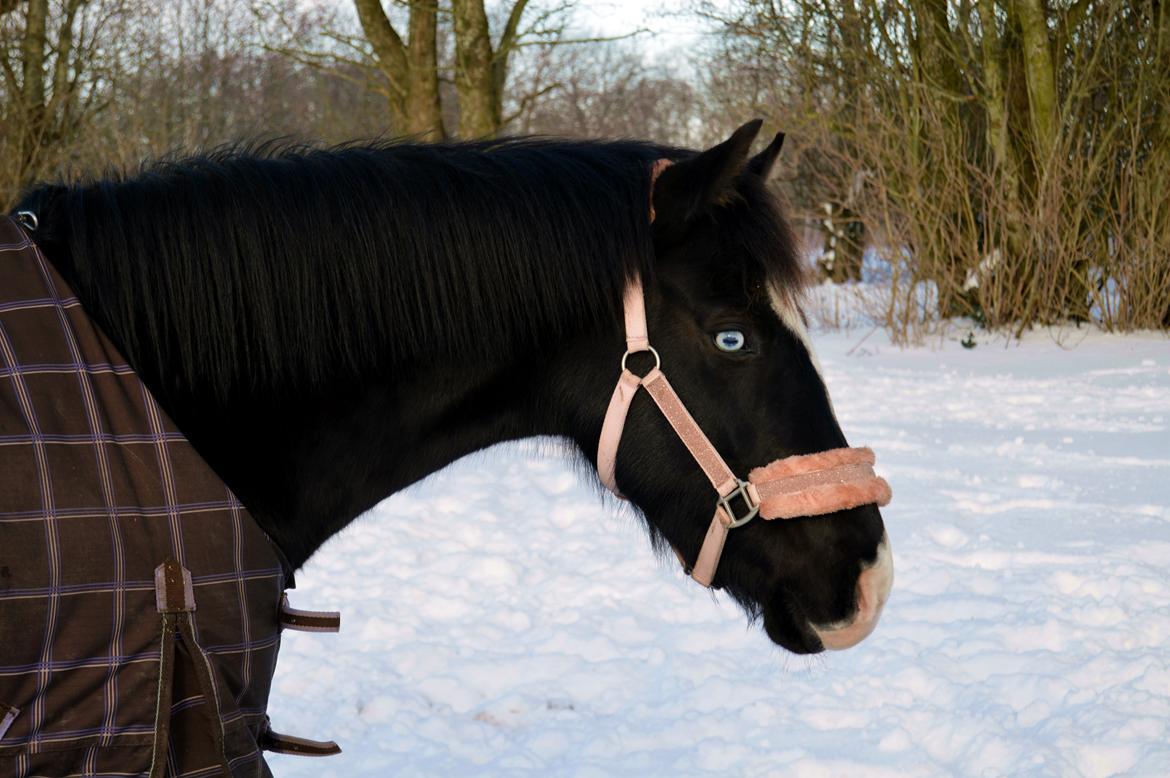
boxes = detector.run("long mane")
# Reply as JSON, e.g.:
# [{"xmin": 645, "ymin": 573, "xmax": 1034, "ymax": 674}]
[
  {"xmin": 18, "ymin": 139, "xmax": 663, "ymax": 395},
  {"xmin": 17, "ymin": 137, "xmax": 804, "ymax": 398}
]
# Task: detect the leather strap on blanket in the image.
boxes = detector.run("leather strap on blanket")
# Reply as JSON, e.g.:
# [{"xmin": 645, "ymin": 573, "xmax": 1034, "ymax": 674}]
[
  {"xmin": 150, "ymin": 558, "xmax": 232, "ymax": 778},
  {"xmin": 0, "ymin": 704, "xmax": 19, "ymax": 741},
  {"xmin": 260, "ymin": 722, "xmax": 343, "ymax": 757},
  {"xmin": 149, "ymin": 560, "xmax": 342, "ymax": 771},
  {"xmin": 280, "ymin": 594, "xmax": 341, "ymax": 632}
]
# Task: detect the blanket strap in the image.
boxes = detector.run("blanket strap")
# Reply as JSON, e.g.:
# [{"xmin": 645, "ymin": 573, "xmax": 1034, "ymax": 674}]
[
  {"xmin": 260, "ymin": 593, "xmax": 342, "ymax": 758},
  {"xmin": 259, "ymin": 720, "xmax": 342, "ymax": 757},
  {"xmin": 279, "ymin": 594, "xmax": 341, "ymax": 632},
  {"xmin": 149, "ymin": 558, "xmax": 233, "ymax": 778},
  {"xmin": 0, "ymin": 704, "xmax": 19, "ymax": 740}
]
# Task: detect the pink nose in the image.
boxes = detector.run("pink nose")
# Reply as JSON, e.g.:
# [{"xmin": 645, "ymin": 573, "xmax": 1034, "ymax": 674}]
[{"xmin": 813, "ymin": 533, "xmax": 893, "ymax": 650}]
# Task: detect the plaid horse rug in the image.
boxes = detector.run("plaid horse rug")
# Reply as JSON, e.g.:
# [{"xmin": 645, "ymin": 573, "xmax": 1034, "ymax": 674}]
[{"xmin": 0, "ymin": 216, "xmax": 337, "ymax": 777}]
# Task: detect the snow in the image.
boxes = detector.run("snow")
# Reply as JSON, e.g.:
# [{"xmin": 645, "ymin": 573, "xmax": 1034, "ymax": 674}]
[{"xmin": 267, "ymin": 326, "xmax": 1170, "ymax": 777}]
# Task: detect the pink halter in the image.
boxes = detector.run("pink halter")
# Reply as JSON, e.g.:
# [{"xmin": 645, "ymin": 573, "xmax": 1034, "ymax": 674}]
[{"xmin": 596, "ymin": 161, "xmax": 892, "ymax": 587}]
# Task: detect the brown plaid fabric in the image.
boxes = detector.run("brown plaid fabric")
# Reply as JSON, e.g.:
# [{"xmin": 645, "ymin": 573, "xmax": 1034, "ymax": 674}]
[{"xmin": 0, "ymin": 216, "xmax": 294, "ymax": 777}]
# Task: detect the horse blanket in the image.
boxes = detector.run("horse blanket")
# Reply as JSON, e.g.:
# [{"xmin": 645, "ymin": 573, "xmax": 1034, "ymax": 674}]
[{"xmin": 0, "ymin": 216, "xmax": 335, "ymax": 777}]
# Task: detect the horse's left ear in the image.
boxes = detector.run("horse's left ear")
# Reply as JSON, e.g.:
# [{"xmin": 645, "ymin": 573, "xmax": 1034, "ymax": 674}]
[
  {"xmin": 747, "ymin": 132, "xmax": 785, "ymax": 181},
  {"xmin": 652, "ymin": 119, "xmax": 763, "ymax": 231}
]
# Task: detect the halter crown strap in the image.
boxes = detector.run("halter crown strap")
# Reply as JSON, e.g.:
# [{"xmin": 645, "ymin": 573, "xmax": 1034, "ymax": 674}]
[{"xmin": 623, "ymin": 282, "xmax": 650, "ymax": 353}]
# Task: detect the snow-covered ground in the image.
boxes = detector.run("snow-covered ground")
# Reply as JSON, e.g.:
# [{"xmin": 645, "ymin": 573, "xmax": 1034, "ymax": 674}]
[{"xmin": 267, "ymin": 325, "xmax": 1170, "ymax": 777}]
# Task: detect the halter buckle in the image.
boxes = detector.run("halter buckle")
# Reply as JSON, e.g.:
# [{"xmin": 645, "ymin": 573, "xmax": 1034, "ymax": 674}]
[{"xmin": 717, "ymin": 480, "xmax": 759, "ymax": 529}]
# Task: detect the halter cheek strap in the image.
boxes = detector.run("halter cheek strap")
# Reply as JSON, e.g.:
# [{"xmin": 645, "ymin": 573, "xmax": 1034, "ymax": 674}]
[
  {"xmin": 596, "ymin": 160, "xmax": 892, "ymax": 588},
  {"xmin": 596, "ymin": 275, "xmax": 763, "ymax": 586}
]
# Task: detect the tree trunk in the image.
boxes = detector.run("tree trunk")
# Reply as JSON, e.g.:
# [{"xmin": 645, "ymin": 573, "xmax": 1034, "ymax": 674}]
[
  {"xmin": 17, "ymin": 0, "xmax": 49, "ymax": 185},
  {"xmin": 819, "ymin": 202, "xmax": 865, "ymax": 283},
  {"xmin": 1014, "ymin": 0, "xmax": 1058, "ymax": 164},
  {"xmin": 405, "ymin": 0, "xmax": 444, "ymax": 137},
  {"xmin": 353, "ymin": 0, "xmax": 445, "ymax": 138},
  {"xmin": 977, "ymin": 0, "xmax": 1025, "ymax": 264},
  {"xmin": 977, "ymin": 1, "xmax": 1011, "ymax": 175},
  {"xmin": 829, "ymin": 0, "xmax": 866, "ymax": 283},
  {"xmin": 353, "ymin": 0, "xmax": 530, "ymax": 139},
  {"xmin": 491, "ymin": 0, "xmax": 529, "ymax": 123},
  {"xmin": 20, "ymin": 0, "xmax": 47, "ymax": 111},
  {"xmin": 1016, "ymin": 0, "xmax": 1088, "ymax": 320},
  {"xmin": 451, "ymin": 0, "xmax": 499, "ymax": 137},
  {"xmin": 353, "ymin": 0, "xmax": 409, "ymax": 129}
]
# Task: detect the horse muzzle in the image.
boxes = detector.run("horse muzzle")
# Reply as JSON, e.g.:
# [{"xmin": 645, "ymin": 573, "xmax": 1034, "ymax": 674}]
[{"xmin": 811, "ymin": 531, "xmax": 894, "ymax": 650}]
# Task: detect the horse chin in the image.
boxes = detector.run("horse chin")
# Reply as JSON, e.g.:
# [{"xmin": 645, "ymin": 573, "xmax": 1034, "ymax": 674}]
[{"xmin": 760, "ymin": 589, "xmax": 826, "ymax": 655}]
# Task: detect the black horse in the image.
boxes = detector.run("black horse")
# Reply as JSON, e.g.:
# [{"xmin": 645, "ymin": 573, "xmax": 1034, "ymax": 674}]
[{"xmin": 15, "ymin": 120, "xmax": 891, "ymax": 658}]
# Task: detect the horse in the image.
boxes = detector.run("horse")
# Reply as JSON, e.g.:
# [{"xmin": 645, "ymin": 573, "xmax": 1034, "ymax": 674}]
[{"xmin": 2, "ymin": 120, "xmax": 892, "ymax": 775}]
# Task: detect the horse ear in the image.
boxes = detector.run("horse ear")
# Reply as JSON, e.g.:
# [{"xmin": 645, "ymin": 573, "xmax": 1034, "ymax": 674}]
[
  {"xmin": 747, "ymin": 132, "xmax": 785, "ymax": 181},
  {"xmin": 652, "ymin": 119, "xmax": 763, "ymax": 229}
]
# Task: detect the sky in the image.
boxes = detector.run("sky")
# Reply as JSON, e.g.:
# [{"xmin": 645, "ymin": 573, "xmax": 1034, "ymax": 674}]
[{"xmin": 570, "ymin": 0, "xmax": 713, "ymax": 59}]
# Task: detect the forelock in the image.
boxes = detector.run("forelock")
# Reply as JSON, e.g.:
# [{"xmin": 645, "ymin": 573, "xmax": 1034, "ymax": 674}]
[{"xmin": 719, "ymin": 175, "xmax": 807, "ymax": 312}]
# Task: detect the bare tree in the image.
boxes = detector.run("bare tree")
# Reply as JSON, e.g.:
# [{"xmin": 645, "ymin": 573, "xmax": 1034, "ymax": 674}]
[
  {"xmin": 512, "ymin": 40, "xmax": 706, "ymax": 146},
  {"xmin": 354, "ymin": 0, "xmax": 445, "ymax": 137},
  {"xmin": 342, "ymin": 0, "xmax": 632, "ymax": 138},
  {"xmin": 0, "ymin": 0, "xmax": 124, "ymax": 208},
  {"xmin": 0, "ymin": 0, "xmax": 398, "ymax": 205},
  {"xmin": 704, "ymin": 0, "xmax": 1170, "ymax": 336}
]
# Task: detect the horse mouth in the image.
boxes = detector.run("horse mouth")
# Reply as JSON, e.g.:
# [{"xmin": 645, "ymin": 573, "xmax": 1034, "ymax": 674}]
[
  {"xmin": 761, "ymin": 588, "xmax": 826, "ymax": 655},
  {"xmin": 762, "ymin": 532, "xmax": 894, "ymax": 654}
]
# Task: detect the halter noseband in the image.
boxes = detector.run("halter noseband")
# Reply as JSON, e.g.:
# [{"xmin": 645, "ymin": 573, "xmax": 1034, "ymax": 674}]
[{"xmin": 596, "ymin": 160, "xmax": 892, "ymax": 588}]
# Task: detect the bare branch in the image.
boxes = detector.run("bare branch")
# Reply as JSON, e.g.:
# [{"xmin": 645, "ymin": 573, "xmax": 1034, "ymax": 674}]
[
  {"xmin": 353, "ymin": 0, "xmax": 408, "ymax": 92},
  {"xmin": 514, "ymin": 29, "xmax": 647, "ymax": 48},
  {"xmin": 260, "ymin": 42, "xmax": 389, "ymax": 98},
  {"xmin": 501, "ymin": 79, "xmax": 559, "ymax": 125}
]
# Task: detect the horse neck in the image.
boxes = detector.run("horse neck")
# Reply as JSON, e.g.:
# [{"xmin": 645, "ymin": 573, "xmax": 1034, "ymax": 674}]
[
  {"xmin": 32, "ymin": 227, "xmax": 596, "ymax": 570},
  {"xmin": 28, "ymin": 150, "xmax": 640, "ymax": 569},
  {"xmin": 155, "ymin": 345, "xmax": 561, "ymax": 570}
]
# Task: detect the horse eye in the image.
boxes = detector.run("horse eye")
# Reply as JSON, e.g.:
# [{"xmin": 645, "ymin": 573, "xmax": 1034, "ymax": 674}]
[{"xmin": 714, "ymin": 330, "xmax": 746, "ymax": 352}]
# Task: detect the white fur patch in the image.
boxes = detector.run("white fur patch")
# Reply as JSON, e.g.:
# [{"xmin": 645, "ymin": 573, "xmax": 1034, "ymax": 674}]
[
  {"xmin": 812, "ymin": 533, "xmax": 894, "ymax": 648},
  {"xmin": 867, "ymin": 534, "xmax": 895, "ymax": 609}
]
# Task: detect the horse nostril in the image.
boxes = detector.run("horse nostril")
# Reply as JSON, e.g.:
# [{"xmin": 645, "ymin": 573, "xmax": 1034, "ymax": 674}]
[{"xmin": 812, "ymin": 532, "xmax": 893, "ymax": 650}]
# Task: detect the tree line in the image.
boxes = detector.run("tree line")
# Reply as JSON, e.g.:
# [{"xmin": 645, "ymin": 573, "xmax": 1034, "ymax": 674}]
[
  {"xmin": 2, "ymin": 0, "xmax": 1166, "ymax": 334},
  {"xmin": 702, "ymin": 0, "xmax": 1170, "ymax": 335},
  {"xmin": 1, "ymin": 1, "xmax": 710, "ymax": 203}
]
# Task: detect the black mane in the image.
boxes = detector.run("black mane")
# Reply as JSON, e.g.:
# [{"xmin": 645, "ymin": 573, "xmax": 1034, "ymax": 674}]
[{"xmin": 16, "ymin": 137, "xmax": 803, "ymax": 398}]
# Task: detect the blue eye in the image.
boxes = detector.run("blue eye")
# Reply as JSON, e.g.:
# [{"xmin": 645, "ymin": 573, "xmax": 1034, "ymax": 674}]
[{"xmin": 715, "ymin": 330, "xmax": 746, "ymax": 352}]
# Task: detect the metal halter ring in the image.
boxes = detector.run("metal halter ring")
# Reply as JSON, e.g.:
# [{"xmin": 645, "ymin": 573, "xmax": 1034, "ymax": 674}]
[
  {"xmin": 14, "ymin": 210, "xmax": 38, "ymax": 231},
  {"xmin": 620, "ymin": 346, "xmax": 660, "ymax": 375}
]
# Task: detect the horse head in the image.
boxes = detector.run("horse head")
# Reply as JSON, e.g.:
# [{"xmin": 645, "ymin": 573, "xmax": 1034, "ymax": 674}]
[{"xmin": 567, "ymin": 122, "xmax": 893, "ymax": 654}]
